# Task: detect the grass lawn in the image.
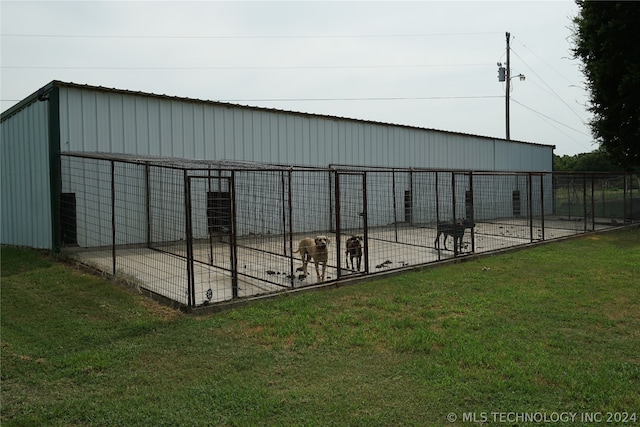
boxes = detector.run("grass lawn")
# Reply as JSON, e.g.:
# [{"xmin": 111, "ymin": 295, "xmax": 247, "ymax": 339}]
[{"xmin": 2, "ymin": 228, "xmax": 639, "ymax": 426}]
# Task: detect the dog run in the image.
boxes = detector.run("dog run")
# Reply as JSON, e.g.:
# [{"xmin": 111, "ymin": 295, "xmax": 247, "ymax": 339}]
[{"xmin": 61, "ymin": 153, "xmax": 638, "ymax": 309}]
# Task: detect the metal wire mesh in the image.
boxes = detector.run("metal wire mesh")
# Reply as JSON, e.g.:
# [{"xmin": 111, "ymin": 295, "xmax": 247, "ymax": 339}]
[{"xmin": 60, "ymin": 153, "xmax": 639, "ymax": 309}]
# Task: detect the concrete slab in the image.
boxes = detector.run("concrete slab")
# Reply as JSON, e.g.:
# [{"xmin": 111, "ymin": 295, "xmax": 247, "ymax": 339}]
[{"xmin": 68, "ymin": 218, "xmax": 621, "ymax": 307}]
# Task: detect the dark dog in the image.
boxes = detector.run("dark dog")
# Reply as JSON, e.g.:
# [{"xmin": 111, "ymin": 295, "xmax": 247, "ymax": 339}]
[
  {"xmin": 345, "ymin": 235, "xmax": 363, "ymax": 271},
  {"xmin": 294, "ymin": 236, "xmax": 330, "ymax": 282},
  {"xmin": 434, "ymin": 219, "xmax": 475, "ymax": 253}
]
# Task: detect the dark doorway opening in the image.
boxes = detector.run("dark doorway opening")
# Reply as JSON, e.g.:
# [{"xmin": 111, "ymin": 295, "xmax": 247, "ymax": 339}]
[
  {"xmin": 207, "ymin": 191, "xmax": 232, "ymax": 235},
  {"xmin": 60, "ymin": 192, "xmax": 77, "ymax": 246}
]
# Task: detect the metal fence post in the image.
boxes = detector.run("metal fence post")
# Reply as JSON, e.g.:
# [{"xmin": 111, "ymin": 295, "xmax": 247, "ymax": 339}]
[
  {"xmin": 392, "ymin": 170, "xmax": 398, "ymax": 242},
  {"xmin": 468, "ymin": 172, "xmax": 475, "ymax": 252},
  {"xmin": 362, "ymin": 172, "xmax": 369, "ymax": 274},
  {"xmin": 590, "ymin": 175, "xmax": 595, "ymax": 231},
  {"xmin": 451, "ymin": 172, "xmax": 457, "ymax": 257},
  {"xmin": 284, "ymin": 169, "xmax": 295, "ymax": 287},
  {"xmin": 633, "ymin": 173, "xmax": 635, "ymax": 222},
  {"xmin": 229, "ymin": 171, "xmax": 239, "ymax": 299},
  {"xmin": 280, "ymin": 171, "xmax": 287, "ymax": 258},
  {"xmin": 583, "ymin": 173, "xmax": 588, "ymax": 232},
  {"xmin": 145, "ymin": 162, "xmax": 151, "ymax": 248},
  {"xmin": 528, "ymin": 173, "xmax": 533, "ymax": 243},
  {"xmin": 409, "ymin": 168, "xmax": 414, "ymax": 226},
  {"xmin": 435, "ymin": 172, "xmax": 441, "ymax": 261},
  {"xmin": 540, "ymin": 173, "xmax": 546, "ymax": 241},
  {"xmin": 184, "ymin": 172, "xmax": 195, "ymax": 307},
  {"xmin": 111, "ymin": 160, "xmax": 116, "ymax": 276},
  {"xmin": 334, "ymin": 171, "xmax": 342, "ymax": 279}
]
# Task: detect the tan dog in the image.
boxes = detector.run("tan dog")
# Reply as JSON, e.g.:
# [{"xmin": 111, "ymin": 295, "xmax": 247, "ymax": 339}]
[{"xmin": 294, "ymin": 236, "xmax": 330, "ymax": 282}]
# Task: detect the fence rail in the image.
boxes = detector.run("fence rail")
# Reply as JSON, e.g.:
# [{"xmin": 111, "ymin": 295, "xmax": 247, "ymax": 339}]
[{"xmin": 59, "ymin": 153, "xmax": 639, "ymax": 308}]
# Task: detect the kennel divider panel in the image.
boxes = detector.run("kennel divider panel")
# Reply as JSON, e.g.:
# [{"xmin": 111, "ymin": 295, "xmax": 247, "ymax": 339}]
[
  {"xmin": 230, "ymin": 169, "xmax": 296, "ymax": 291},
  {"xmin": 527, "ymin": 173, "xmax": 545, "ymax": 242},
  {"xmin": 434, "ymin": 171, "xmax": 454, "ymax": 259},
  {"xmin": 60, "ymin": 155, "xmax": 115, "ymax": 249},
  {"xmin": 412, "ymin": 171, "xmax": 438, "ymax": 227},
  {"xmin": 335, "ymin": 171, "xmax": 367, "ymax": 278},
  {"xmin": 187, "ymin": 174, "xmax": 239, "ymax": 303},
  {"xmin": 147, "ymin": 165, "xmax": 188, "ymax": 252},
  {"xmin": 452, "ymin": 172, "xmax": 473, "ymax": 255},
  {"xmin": 60, "ymin": 155, "xmax": 192, "ymax": 306},
  {"xmin": 595, "ymin": 173, "xmax": 628, "ymax": 226}
]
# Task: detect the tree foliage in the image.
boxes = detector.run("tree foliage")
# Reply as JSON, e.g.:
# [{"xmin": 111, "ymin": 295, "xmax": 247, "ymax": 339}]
[
  {"xmin": 553, "ymin": 149, "xmax": 617, "ymax": 172},
  {"xmin": 572, "ymin": 1, "xmax": 640, "ymax": 170}
]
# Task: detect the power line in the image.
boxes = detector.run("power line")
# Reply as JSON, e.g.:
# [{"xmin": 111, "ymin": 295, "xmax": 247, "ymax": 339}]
[
  {"xmin": 510, "ymin": 98, "xmax": 588, "ymax": 135},
  {"xmin": 0, "ymin": 31, "xmax": 502, "ymax": 40},
  {"xmin": 511, "ymin": 37, "xmax": 577, "ymax": 86},
  {"xmin": 1, "ymin": 95, "xmax": 504, "ymax": 103},
  {"xmin": 509, "ymin": 46, "xmax": 586, "ymax": 124},
  {"xmin": 510, "ymin": 97, "xmax": 593, "ymax": 151},
  {"xmin": 1, "ymin": 63, "xmax": 492, "ymax": 71}
]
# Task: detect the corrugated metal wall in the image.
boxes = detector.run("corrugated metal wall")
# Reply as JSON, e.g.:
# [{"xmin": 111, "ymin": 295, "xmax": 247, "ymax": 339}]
[
  {"xmin": 58, "ymin": 85, "xmax": 553, "ymax": 171},
  {"xmin": 1, "ymin": 81, "xmax": 553, "ymax": 250},
  {"xmin": 0, "ymin": 100, "xmax": 53, "ymax": 249}
]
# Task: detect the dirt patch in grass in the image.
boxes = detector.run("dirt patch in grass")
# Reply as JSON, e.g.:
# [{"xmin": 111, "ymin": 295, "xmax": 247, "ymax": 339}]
[{"xmin": 137, "ymin": 297, "xmax": 183, "ymax": 321}]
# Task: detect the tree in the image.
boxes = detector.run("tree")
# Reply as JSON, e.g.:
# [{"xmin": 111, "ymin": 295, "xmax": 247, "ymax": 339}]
[
  {"xmin": 572, "ymin": 1, "xmax": 640, "ymax": 170},
  {"xmin": 553, "ymin": 149, "xmax": 617, "ymax": 172}
]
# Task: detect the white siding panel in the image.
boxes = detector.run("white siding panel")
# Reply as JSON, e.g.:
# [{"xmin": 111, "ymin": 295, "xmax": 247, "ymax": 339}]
[
  {"xmin": 58, "ymin": 86, "xmax": 552, "ymax": 171},
  {"xmin": 224, "ymin": 108, "xmax": 236, "ymax": 160},
  {"xmin": 234, "ymin": 110, "xmax": 244, "ymax": 160},
  {"xmin": 308, "ymin": 118, "xmax": 319, "ymax": 165},
  {"xmin": 249, "ymin": 111, "xmax": 261, "ymax": 162},
  {"xmin": 202, "ymin": 106, "xmax": 215, "ymax": 160},
  {"xmin": 158, "ymin": 101, "xmax": 173, "ymax": 156},
  {"xmin": 195, "ymin": 104, "xmax": 208, "ymax": 159},
  {"xmin": 135, "ymin": 97, "xmax": 151, "ymax": 155},
  {"xmin": 170, "ymin": 101, "xmax": 184, "ymax": 157},
  {"xmin": 122, "ymin": 96, "xmax": 137, "ymax": 153},
  {"xmin": 109, "ymin": 94, "xmax": 125, "ymax": 153},
  {"xmin": 182, "ymin": 102, "xmax": 196, "ymax": 158},
  {"xmin": 1, "ymin": 101, "xmax": 52, "ymax": 248},
  {"xmin": 295, "ymin": 115, "xmax": 306, "ymax": 164},
  {"xmin": 64, "ymin": 89, "xmax": 85, "ymax": 150},
  {"xmin": 80, "ymin": 91, "xmax": 97, "ymax": 152},
  {"xmin": 96, "ymin": 93, "xmax": 111, "ymax": 152},
  {"xmin": 146, "ymin": 98, "xmax": 160, "ymax": 155}
]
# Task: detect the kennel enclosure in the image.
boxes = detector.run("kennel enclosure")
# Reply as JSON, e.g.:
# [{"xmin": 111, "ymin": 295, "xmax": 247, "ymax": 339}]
[{"xmin": 60, "ymin": 152, "xmax": 638, "ymax": 308}]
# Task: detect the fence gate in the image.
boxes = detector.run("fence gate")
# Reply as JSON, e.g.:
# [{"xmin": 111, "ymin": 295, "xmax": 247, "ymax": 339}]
[
  {"xmin": 334, "ymin": 172, "xmax": 368, "ymax": 278},
  {"xmin": 528, "ymin": 173, "xmax": 545, "ymax": 242},
  {"xmin": 434, "ymin": 172, "xmax": 475, "ymax": 258},
  {"xmin": 187, "ymin": 174, "xmax": 237, "ymax": 306}
]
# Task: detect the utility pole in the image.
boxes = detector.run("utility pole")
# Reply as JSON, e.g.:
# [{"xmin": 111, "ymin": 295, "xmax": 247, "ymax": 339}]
[
  {"xmin": 497, "ymin": 32, "xmax": 524, "ymax": 141},
  {"xmin": 505, "ymin": 32, "xmax": 511, "ymax": 140}
]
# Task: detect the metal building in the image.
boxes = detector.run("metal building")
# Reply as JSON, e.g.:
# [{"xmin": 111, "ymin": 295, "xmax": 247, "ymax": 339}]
[{"xmin": 1, "ymin": 80, "xmax": 554, "ymax": 250}]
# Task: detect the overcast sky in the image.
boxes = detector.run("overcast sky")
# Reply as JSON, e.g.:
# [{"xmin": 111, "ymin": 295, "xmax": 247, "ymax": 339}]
[{"xmin": 1, "ymin": 1, "xmax": 592, "ymax": 155}]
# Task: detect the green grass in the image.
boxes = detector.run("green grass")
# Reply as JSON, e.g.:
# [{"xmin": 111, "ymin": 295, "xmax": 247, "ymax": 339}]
[{"xmin": 2, "ymin": 229, "xmax": 640, "ymax": 426}]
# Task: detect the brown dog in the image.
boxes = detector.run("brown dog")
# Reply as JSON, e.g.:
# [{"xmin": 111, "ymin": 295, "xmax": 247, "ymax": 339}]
[{"xmin": 294, "ymin": 236, "xmax": 330, "ymax": 282}]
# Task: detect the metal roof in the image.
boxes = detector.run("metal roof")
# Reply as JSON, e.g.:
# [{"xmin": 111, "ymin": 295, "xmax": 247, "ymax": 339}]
[{"xmin": 2, "ymin": 80, "xmax": 555, "ymax": 150}]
